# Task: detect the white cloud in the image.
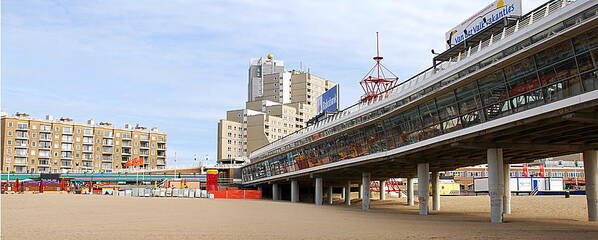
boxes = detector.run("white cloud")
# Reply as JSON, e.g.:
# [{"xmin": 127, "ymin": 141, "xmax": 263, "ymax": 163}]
[{"xmin": 2, "ymin": 0, "xmax": 549, "ymax": 165}]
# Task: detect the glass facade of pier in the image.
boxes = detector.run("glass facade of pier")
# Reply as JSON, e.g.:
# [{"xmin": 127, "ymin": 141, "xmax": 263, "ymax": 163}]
[{"xmin": 242, "ymin": 6, "xmax": 598, "ymax": 182}]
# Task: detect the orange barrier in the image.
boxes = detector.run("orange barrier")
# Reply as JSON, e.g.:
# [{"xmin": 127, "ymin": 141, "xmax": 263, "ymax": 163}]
[
  {"xmin": 243, "ymin": 190, "xmax": 262, "ymax": 199},
  {"xmin": 208, "ymin": 190, "xmax": 262, "ymax": 199}
]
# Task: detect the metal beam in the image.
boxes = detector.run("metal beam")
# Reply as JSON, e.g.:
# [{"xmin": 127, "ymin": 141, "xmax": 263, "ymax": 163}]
[
  {"xmin": 562, "ymin": 112, "xmax": 598, "ymax": 124},
  {"xmin": 451, "ymin": 142, "xmax": 592, "ymax": 152}
]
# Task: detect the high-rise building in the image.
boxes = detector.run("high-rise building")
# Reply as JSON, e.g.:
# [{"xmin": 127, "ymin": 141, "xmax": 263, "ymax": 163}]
[
  {"xmin": 0, "ymin": 113, "xmax": 167, "ymax": 173},
  {"xmin": 218, "ymin": 55, "xmax": 337, "ymax": 163},
  {"xmin": 248, "ymin": 55, "xmax": 285, "ymax": 102}
]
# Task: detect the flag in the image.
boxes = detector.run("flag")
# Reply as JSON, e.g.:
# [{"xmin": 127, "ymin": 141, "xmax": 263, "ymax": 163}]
[
  {"xmin": 136, "ymin": 157, "xmax": 145, "ymax": 166},
  {"xmin": 125, "ymin": 157, "xmax": 145, "ymax": 167}
]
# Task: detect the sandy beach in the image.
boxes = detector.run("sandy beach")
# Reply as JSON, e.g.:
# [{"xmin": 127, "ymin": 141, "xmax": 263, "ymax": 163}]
[{"xmin": 1, "ymin": 194, "xmax": 597, "ymax": 240}]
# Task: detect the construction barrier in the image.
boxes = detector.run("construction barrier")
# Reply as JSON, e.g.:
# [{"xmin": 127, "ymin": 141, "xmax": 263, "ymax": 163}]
[{"xmin": 208, "ymin": 189, "xmax": 262, "ymax": 199}]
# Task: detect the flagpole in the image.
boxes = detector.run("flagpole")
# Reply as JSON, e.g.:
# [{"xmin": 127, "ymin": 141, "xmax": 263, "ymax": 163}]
[{"xmin": 174, "ymin": 151, "xmax": 177, "ymax": 177}]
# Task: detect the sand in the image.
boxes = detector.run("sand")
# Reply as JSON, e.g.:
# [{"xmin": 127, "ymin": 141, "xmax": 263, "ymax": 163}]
[{"xmin": 1, "ymin": 194, "xmax": 597, "ymax": 240}]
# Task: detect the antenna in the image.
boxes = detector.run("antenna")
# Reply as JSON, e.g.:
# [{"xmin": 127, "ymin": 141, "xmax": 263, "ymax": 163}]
[{"xmin": 359, "ymin": 32, "xmax": 400, "ymax": 102}]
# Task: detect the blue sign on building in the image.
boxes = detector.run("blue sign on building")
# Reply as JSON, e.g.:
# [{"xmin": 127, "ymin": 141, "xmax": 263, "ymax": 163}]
[{"xmin": 317, "ymin": 85, "xmax": 339, "ymax": 114}]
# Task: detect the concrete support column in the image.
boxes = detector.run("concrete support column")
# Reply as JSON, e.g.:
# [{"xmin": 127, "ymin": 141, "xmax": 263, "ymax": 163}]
[
  {"xmin": 315, "ymin": 178, "xmax": 323, "ymax": 205},
  {"xmin": 291, "ymin": 180, "xmax": 299, "ymax": 203},
  {"xmin": 327, "ymin": 186, "xmax": 334, "ymax": 205},
  {"xmin": 257, "ymin": 185, "xmax": 262, "ymax": 192},
  {"xmin": 345, "ymin": 181, "xmax": 351, "ymax": 206},
  {"xmin": 380, "ymin": 180, "xmax": 387, "ymax": 200},
  {"xmin": 503, "ymin": 164, "xmax": 511, "ymax": 214},
  {"xmin": 272, "ymin": 183, "xmax": 279, "ymax": 201},
  {"xmin": 432, "ymin": 172, "xmax": 440, "ymax": 211},
  {"xmin": 417, "ymin": 163, "xmax": 430, "ymax": 215},
  {"xmin": 342, "ymin": 187, "xmax": 346, "ymax": 200},
  {"xmin": 358, "ymin": 183, "xmax": 362, "ymax": 199},
  {"xmin": 407, "ymin": 178, "xmax": 415, "ymax": 206},
  {"xmin": 584, "ymin": 150, "xmax": 597, "ymax": 221},
  {"xmin": 362, "ymin": 172, "xmax": 371, "ymax": 210},
  {"xmin": 488, "ymin": 148, "xmax": 505, "ymax": 223}
]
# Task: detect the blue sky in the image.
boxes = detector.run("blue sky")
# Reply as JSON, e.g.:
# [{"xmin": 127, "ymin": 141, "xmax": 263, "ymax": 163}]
[{"xmin": 1, "ymin": 0, "xmax": 544, "ymax": 166}]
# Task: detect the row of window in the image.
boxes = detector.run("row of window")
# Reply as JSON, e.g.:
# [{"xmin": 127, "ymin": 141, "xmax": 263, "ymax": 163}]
[
  {"xmin": 5, "ymin": 137, "xmax": 164, "ymax": 148},
  {"xmin": 5, "ymin": 156, "xmax": 163, "ymax": 165},
  {"xmin": 4, "ymin": 123, "xmax": 165, "ymax": 141},
  {"xmin": 6, "ymin": 165, "xmax": 167, "ymax": 174},
  {"xmin": 242, "ymin": 25, "xmax": 598, "ymax": 182},
  {"xmin": 5, "ymin": 146, "xmax": 164, "ymax": 156}
]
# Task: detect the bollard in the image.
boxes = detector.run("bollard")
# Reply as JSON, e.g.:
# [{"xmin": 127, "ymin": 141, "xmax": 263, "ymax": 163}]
[{"xmin": 565, "ymin": 191, "xmax": 570, "ymax": 198}]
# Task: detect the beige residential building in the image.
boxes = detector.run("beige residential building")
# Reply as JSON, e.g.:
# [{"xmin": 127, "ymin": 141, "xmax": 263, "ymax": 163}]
[
  {"xmin": 217, "ymin": 55, "xmax": 337, "ymax": 163},
  {"xmin": 1, "ymin": 113, "xmax": 167, "ymax": 173}
]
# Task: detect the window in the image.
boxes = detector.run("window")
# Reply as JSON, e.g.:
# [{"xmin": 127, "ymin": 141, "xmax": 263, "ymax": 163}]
[
  {"xmin": 84, "ymin": 128, "xmax": 93, "ymax": 135},
  {"xmin": 41, "ymin": 125, "xmax": 51, "ymax": 131},
  {"xmin": 8, "ymin": 122, "xmax": 13, "ymax": 127},
  {"xmin": 7, "ymin": 140, "xmax": 12, "ymax": 145},
  {"xmin": 39, "ymin": 150, "xmax": 50, "ymax": 158},
  {"xmin": 7, "ymin": 131, "xmax": 12, "ymax": 136},
  {"xmin": 31, "ymin": 141, "xmax": 36, "ymax": 147},
  {"xmin": 63, "ymin": 126, "xmax": 73, "ymax": 134},
  {"xmin": 62, "ymin": 143, "xmax": 73, "ymax": 151}
]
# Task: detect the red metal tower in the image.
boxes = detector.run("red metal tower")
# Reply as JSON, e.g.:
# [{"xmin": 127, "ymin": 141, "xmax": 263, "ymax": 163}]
[{"xmin": 359, "ymin": 32, "xmax": 400, "ymax": 102}]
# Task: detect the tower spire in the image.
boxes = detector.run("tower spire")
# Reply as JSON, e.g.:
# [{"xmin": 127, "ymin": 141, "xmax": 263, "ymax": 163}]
[{"xmin": 359, "ymin": 32, "xmax": 400, "ymax": 102}]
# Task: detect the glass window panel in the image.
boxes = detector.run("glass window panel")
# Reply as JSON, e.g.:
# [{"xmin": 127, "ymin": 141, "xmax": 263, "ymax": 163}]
[
  {"xmin": 535, "ymin": 40, "xmax": 574, "ymax": 68},
  {"xmin": 572, "ymin": 28, "xmax": 597, "ymax": 54},
  {"xmin": 455, "ymin": 82, "xmax": 481, "ymax": 114},
  {"xmin": 436, "ymin": 91, "xmax": 458, "ymax": 121},
  {"xmin": 576, "ymin": 52, "xmax": 595, "ymax": 74},
  {"xmin": 504, "ymin": 57, "xmax": 536, "ymax": 81}
]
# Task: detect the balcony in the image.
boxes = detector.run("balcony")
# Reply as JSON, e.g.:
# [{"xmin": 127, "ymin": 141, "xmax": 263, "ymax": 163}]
[
  {"xmin": 15, "ymin": 143, "xmax": 29, "ymax": 149},
  {"xmin": 13, "ymin": 160, "xmax": 28, "ymax": 166},
  {"xmin": 39, "ymin": 136, "xmax": 52, "ymax": 141},
  {"xmin": 38, "ymin": 160, "xmax": 50, "ymax": 166},
  {"xmin": 15, "ymin": 133, "xmax": 28, "ymax": 139},
  {"xmin": 38, "ymin": 145, "xmax": 51, "ymax": 150},
  {"xmin": 40, "ymin": 128, "xmax": 52, "ymax": 133},
  {"xmin": 82, "ymin": 148, "xmax": 93, "ymax": 153},
  {"xmin": 15, "ymin": 152, "xmax": 28, "ymax": 157},
  {"xmin": 157, "ymin": 160, "xmax": 166, "ymax": 166}
]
